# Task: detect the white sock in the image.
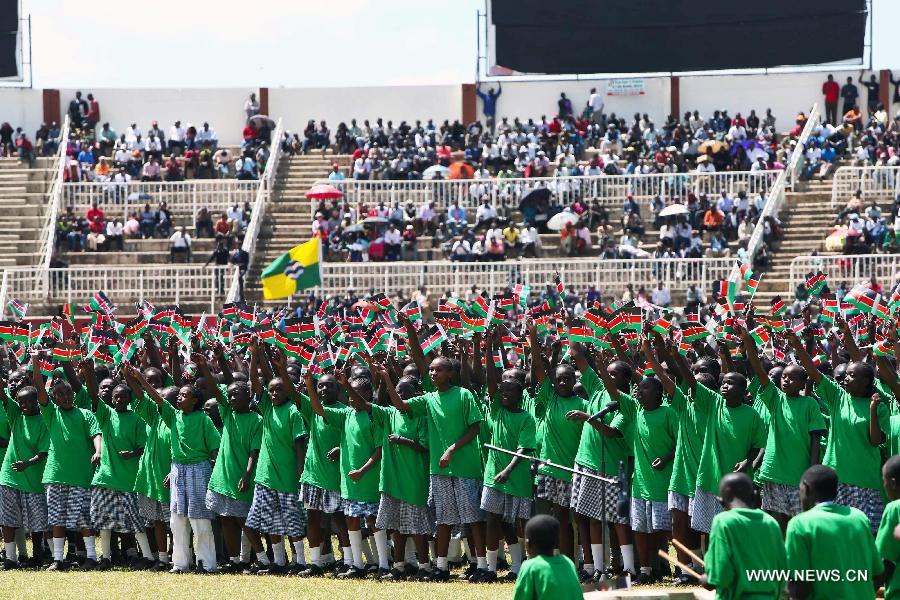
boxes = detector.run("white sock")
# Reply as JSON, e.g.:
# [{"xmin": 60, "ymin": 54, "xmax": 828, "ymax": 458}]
[
  {"xmin": 462, "ymin": 537, "xmax": 473, "ymax": 562},
  {"xmin": 348, "ymin": 530, "xmax": 364, "ymax": 569},
  {"xmin": 428, "ymin": 541, "xmax": 436, "ymax": 562},
  {"xmin": 640, "ymin": 566, "xmax": 652, "ymax": 574},
  {"xmin": 272, "ymin": 541, "xmax": 286, "ymax": 566},
  {"xmin": 99, "ymin": 530, "xmax": 112, "ymax": 559},
  {"xmin": 486, "ymin": 549, "xmax": 498, "ymax": 572},
  {"xmin": 14, "ymin": 529, "xmax": 26, "ymax": 557},
  {"xmin": 158, "ymin": 551, "xmax": 170, "ymax": 564},
  {"xmin": 229, "ymin": 556, "xmax": 239, "ymax": 564},
  {"xmin": 309, "ymin": 546, "xmax": 322, "ymax": 567},
  {"xmin": 342, "ymin": 546, "xmax": 353, "ymax": 566},
  {"xmin": 373, "ymin": 530, "xmax": 389, "ymax": 570},
  {"xmin": 4, "ymin": 541, "xmax": 17, "ymax": 562},
  {"xmin": 436, "ymin": 556, "xmax": 448, "ymax": 571},
  {"xmin": 255, "ymin": 551, "xmax": 270, "ymax": 565},
  {"xmin": 83, "ymin": 536, "xmax": 97, "ymax": 560},
  {"xmin": 509, "ymin": 542, "xmax": 523, "ymax": 573},
  {"xmin": 476, "ymin": 556, "xmax": 487, "ymax": 570},
  {"xmin": 362, "ymin": 535, "xmax": 375, "ymax": 564},
  {"xmin": 240, "ymin": 533, "xmax": 252, "ymax": 563},
  {"xmin": 591, "ymin": 543, "xmax": 605, "ymax": 573},
  {"xmin": 404, "ymin": 538, "xmax": 416, "ymax": 564},
  {"xmin": 621, "ymin": 544, "xmax": 635, "ymax": 573},
  {"xmin": 448, "ymin": 538, "xmax": 461, "ymax": 561},
  {"xmin": 292, "ymin": 540, "xmax": 306, "ymax": 565},
  {"xmin": 53, "ymin": 537, "xmax": 65, "ymax": 561}
]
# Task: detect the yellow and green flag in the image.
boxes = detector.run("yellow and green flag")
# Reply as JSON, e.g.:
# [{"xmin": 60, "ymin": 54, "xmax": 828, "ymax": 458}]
[{"xmin": 261, "ymin": 237, "xmax": 321, "ymax": 300}]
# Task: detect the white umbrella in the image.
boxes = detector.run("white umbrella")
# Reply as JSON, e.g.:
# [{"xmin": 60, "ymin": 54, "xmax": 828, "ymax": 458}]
[
  {"xmin": 423, "ymin": 165, "xmax": 450, "ymax": 179},
  {"xmin": 547, "ymin": 211, "xmax": 579, "ymax": 231},
  {"xmin": 659, "ymin": 203, "xmax": 689, "ymax": 217}
]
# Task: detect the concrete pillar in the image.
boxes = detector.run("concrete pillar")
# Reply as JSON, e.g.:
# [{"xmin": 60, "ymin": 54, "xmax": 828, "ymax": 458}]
[
  {"xmin": 880, "ymin": 70, "xmax": 890, "ymax": 111},
  {"xmin": 42, "ymin": 89, "xmax": 60, "ymax": 125},
  {"xmin": 670, "ymin": 76, "xmax": 680, "ymax": 119},
  {"xmin": 259, "ymin": 87, "xmax": 269, "ymax": 116},
  {"xmin": 462, "ymin": 83, "xmax": 476, "ymax": 124}
]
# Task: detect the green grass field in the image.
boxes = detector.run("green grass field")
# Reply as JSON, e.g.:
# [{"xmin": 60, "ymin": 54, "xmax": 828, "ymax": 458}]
[{"xmin": 0, "ymin": 570, "xmax": 517, "ymax": 600}]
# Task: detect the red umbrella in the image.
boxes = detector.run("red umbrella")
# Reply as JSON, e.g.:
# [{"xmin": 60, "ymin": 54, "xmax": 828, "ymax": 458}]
[{"xmin": 305, "ymin": 183, "xmax": 343, "ymax": 200}]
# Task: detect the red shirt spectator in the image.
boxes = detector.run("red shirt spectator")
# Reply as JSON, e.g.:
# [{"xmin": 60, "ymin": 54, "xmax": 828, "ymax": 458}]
[
  {"xmin": 214, "ymin": 215, "xmax": 231, "ymax": 236},
  {"xmin": 87, "ymin": 205, "xmax": 104, "ymax": 223},
  {"xmin": 242, "ymin": 125, "xmax": 259, "ymax": 142},
  {"xmin": 822, "ymin": 79, "xmax": 840, "ymax": 103},
  {"xmin": 89, "ymin": 218, "xmax": 104, "ymax": 234}
]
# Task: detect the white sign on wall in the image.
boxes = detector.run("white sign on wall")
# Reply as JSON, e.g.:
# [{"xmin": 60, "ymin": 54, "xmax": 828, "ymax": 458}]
[{"xmin": 607, "ymin": 79, "xmax": 646, "ymax": 96}]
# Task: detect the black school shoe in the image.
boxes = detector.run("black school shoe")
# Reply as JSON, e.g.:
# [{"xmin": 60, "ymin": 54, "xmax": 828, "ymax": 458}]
[
  {"xmin": 458, "ymin": 562, "xmax": 478, "ymax": 580},
  {"xmin": 148, "ymin": 560, "xmax": 169, "ymax": 572},
  {"xmin": 1, "ymin": 559, "xmax": 17, "ymax": 570},
  {"xmin": 94, "ymin": 558, "xmax": 113, "ymax": 571},
  {"xmin": 430, "ymin": 569, "xmax": 451, "ymax": 582},
  {"xmin": 297, "ymin": 563, "xmax": 325, "ymax": 577},
  {"xmin": 336, "ymin": 566, "xmax": 367, "ymax": 579},
  {"xmin": 473, "ymin": 569, "xmax": 497, "ymax": 583},
  {"xmin": 378, "ymin": 567, "xmax": 407, "ymax": 581},
  {"xmin": 79, "ymin": 558, "xmax": 98, "ymax": 571},
  {"xmin": 501, "ymin": 571, "xmax": 518, "ymax": 582},
  {"xmin": 46, "ymin": 560, "xmax": 69, "ymax": 571}
]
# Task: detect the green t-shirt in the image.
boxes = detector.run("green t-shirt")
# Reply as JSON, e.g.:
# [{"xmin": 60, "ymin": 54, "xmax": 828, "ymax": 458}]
[
  {"xmin": 132, "ymin": 394, "xmax": 172, "ymax": 504},
  {"xmin": 159, "ymin": 401, "xmax": 220, "ymax": 465},
  {"xmin": 254, "ymin": 392, "xmax": 307, "ymax": 493},
  {"xmin": 817, "ymin": 376, "xmax": 889, "ymax": 490},
  {"xmin": 694, "ymin": 383, "xmax": 767, "ymax": 495},
  {"xmin": 407, "ymin": 386, "xmax": 484, "ymax": 480},
  {"xmin": 705, "ymin": 508, "xmax": 786, "ymax": 600},
  {"xmin": 0, "ymin": 404, "xmax": 9, "ymax": 464},
  {"xmin": 877, "ymin": 499, "xmax": 900, "ymax": 600},
  {"xmin": 512, "ymin": 554, "xmax": 582, "ymax": 600},
  {"xmin": 482, "ymin": 397, "xmax": 537, "ymax": 499},
  {"xmin": 668, "ymin": 383, "xmax": 708, "ymax": 497},
  {"xmin": 756, "ymin": 384, "xmax": 827, "ymax": 486},
  {"xmin": 786, "ymin": 503, "xmax": 883, "ymax": 600},
  {"xmin": 371, "ymin": 403, "xmax": 429, "ymax": 506},
  {"xmin": 322, "ymin": 405, "xmax": 379, "ymax": 503},
  {"xmin": 91, "ymin": 401, "xmax": 147, "ymax": 492},
  {"xmin": 40, "ymin": 402, "xmax": 101, "ymax": 488},
  {"xmin": 574, "ymin": 368, "xmax": 630, "ymax": 477},
  {"xmin": 889, "ymin": 415, "xmax": 900, "ymax": 457},
  {"xmin": 74, "ymin": 387, "xmax": 92, "ymax": 410},
  {"xmin": 297, "ymin": 394, "xmax": 342, "ymax": 493},
  {"xmin": 207, "ymin": 403, "xmax": 262, "ymax": 502},
  {"xmin": 0, "ymin": 400, "xmax": 49, "ymax": 494},
  {"xmin": 610, "ymin": 393, "xmax": 677, "ymax": 502},
  {"xmin": 533, "ymin": 379, "xmax": 587, "ymax": 482}
]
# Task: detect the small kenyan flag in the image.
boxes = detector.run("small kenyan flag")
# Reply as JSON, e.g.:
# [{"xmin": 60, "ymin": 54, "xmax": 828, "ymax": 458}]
[
  {"xmin": 123, "ymin": 316, "xmax": 148, "ymax": 340},
  {"xmin": 51, "ymin": 345, "xmax": 81, "ymax": 362},
  {"xmin": 750, "ymin": 325, "xmax": 770, "ymax": 347},
  {"xmin": 652, "ymin": 317, "xmax": 672, "ymax": 336},
  {"xmin": 472, "ymin": 295, "xmax": 491, "ymax": 318},
  {"xmin": 770, "ymin": 297, "xmax": 786, "ymax": 317},
  {"xmin": 738, "ymin": 262, "xmax": 760, "ymax": 297},
  {"xmin": 421, "ymin": 325, "xmax": 446, "ymax": 355},
  {"xmin": 401, "ymin": 302, "xmax": 421, "ymax": 322},
  {"xmin": 805, "ymin": 271, "xmax": 826, "ymax": 296},
  {"xmin": 6, "ymin": 298, "xmax": 27, "ymax": 319}
]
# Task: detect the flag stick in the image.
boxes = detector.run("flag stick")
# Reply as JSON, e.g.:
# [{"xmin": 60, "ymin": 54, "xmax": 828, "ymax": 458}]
[
  {"xmin": 657, "ymin": 550, "xmax": 703, "ymax": 580},
  {"xmin": 483, "ymin": 444, "xmax": 616, "ymax": 483},
  {"xmin": 671, "ymin": 539, "xmax": 705, "ymax": 567}
]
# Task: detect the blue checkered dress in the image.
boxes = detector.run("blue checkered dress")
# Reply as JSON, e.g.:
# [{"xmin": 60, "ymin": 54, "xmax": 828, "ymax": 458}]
[
  {"xmin": 170, "ymin": 462, "xmax": 215, "ymax": 520},
  {"xmin": 245, "ymin": 484, "xmax": 307, "ymax": 537}
]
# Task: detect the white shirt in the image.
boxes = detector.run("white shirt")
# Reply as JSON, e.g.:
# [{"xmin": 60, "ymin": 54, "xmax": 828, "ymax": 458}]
[
  {"xmin": 451, "ymin": 240, "xmax": 471, "ymax": 256},
  {"xmin": 588, "ymin": 93, "xmax": 604, "ymax": 113},
  {"xmin": 696, "ymin": 162, "xmax": 716, "ymax": 173},
  {"xmin": 476, "ymin": 204, "xmax": 498, "ymax": 223},
  {"xmin": 651, "ymin": 287, "xmax": 671, "ymax": 306},
  {"xmin": 197, "ymin": 127, "xmax": 217, "ymax": 142},
  {"xmin": 353, "ymin": 157, "xmax": 371, "ymax": 175},
  {"xmin": 384, "ymin": 229, "xmax": 401, "ymax": 244},
  {"xmin": 168, "ymin": 126, "xmax": 185, "ymax": 143},
  {"xmin": 106, "ymin": 221, "xmax": 123, "ymax": 236},
  {"xmin": 170, "ymin": 231, "xmax": 191, "ymax": 248},
  {"xmin": 520, "ymin": 226, "xmax": 538, "ymax": 245}
]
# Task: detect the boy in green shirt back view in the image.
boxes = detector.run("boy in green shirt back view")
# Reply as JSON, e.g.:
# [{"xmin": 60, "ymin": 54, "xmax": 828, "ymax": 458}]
[
  {"xmin": 786, "ymin": 464, "xmax": 883, "ymax": 600},
  {"xmin": 702, "ymin": 472, "xmax": 786, "ymax": 600},
  {"xmin": 513, "ymin": 514, "xmax": 582, "ymax": 600}
]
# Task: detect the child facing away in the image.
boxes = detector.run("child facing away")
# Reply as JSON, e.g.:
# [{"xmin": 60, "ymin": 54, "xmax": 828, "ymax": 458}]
[{"xmin": 513, "ymin": 514, "xmax": 583, "ymax": 600}]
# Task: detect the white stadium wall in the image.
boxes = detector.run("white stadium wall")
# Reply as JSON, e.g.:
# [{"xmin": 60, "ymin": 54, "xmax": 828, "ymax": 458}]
[{"xmin": 0, "ymin": 69, "xmax": 885, "ymax": 145}]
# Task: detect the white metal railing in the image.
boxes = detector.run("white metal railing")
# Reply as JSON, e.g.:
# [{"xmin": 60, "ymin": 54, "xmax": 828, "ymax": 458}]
[
  {"xmin": 309, "ymin": 257, "xmax": 733, "ymax": 301},
  {"xmin": 227, "ymin": 118, "xmax": 284, "ymax": 303},
  {"xmin": 316, "ymin": 170, "xmax": 779, "ymax": 214},
  {"xmin": 60, "ymin": 180, "xmax": 258, "ymax": 222},
  {"xmin": 830, "ymin": 166, "xmax": 900, "ymax": 209},
  {"xmin": 0, "ymin": 265, "xmax": 232, "ymax": 318},
  {"xmin": 39, "ymin": 115, "xmax": 71, "ymax": 270},
  {"xmin": 735, "ymin": 103, "xmax": 820, "ymax": 282},
  {"xmin": 789, "ymin": 104, "xmax": 821, "ymax": 191},
  {"xmin": 789, "ymin": 254, "xmax": 900, "ymax": 292}
]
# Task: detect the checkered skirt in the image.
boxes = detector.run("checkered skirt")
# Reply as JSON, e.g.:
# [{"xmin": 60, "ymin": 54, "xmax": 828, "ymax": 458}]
[
  {"xmin": 301, "ymin": 483, "xmax": 343, "ymax": 514},
  {"xmin": 570, "ymin": 464, "xmax": 627, "ymax": 524},
  {"xmin": 535, "ymin": 474, "xmax": 573, "ymax": 507},
  {"xmin": 137, "ymin": 493, "xmax": 171, "ymax": 523},
  {"xmin": 342, "ymin": 499, "xmax": 379, "ymax": 519},
  {"xmin": 0, "ymin": 484, "xmax": 47, "ymax": 532},
  {"xmin": 205, "ymin": 489, "xmax": 251, "ymax": 518},
  {"xmin": 690, "ymin": 487, "xmax": 723, "ymax": 534},
  {"xmin": 480, "ymin": 486, "xmax": 532, "ymax": 524},
  {"xmin": 428, "ymin": 475, "xmax": 484, "ymax": 526},
  {"xmin": 90, "ymin": 486, "xmax": 143, "ymax": 533},
  {"xmin": 836, "ymin": 483, "xmax": 883, "ymax": 531},
  {"xmin": 376, "ymin": 492, "xmax": 434, "ymax": 534},
  {"xmin": 761, "ymin": 482, "xmax": 801, "ymax": 517},
  {"xmin": 667, "ymin": 491, "xmax": 692, "ymax": 515},
  {"xmin": 245, "ymin": 484, "xmax": 307, "ymax": 537},
  {"xmin": 170, "ymin": 461, "xmax": 214, "ymax": 519},
  {"xmin": 46, "ymin": 483, "xmax": 92, "ymax": 530},
  {"xmin": 630, "ymin": 498, "xmax": 672, "ymax": 533}
]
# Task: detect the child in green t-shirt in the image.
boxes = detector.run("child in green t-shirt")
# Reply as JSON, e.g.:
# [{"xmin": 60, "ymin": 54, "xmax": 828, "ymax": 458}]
[
  {"xmin": 701, "ymin": 472, "xmax": 786, "ymax": 600},
  {"xmin": 513, "ymin": 514, "xmax": 582, "ymax": 600},
  {"xmin": 307, "ymin": 366, "xmax": 387, "ymax": 579},
  {"xmin": 786, "ymin": 464, "xmax": 884, "ymax": 600},
  {"xmin": 0, "ymin": 385, "xmax": 48, "ymax": 569},
  {"xmin": 477, "ymin": 331, "xmax": 537, "ymax": 583},
  {"xmin": 372, "ymin": 367, "xmax": 432, "ymax": 582},
  {"xmin": 33, "ymin": 355, "xmax": 102, "ymax": 571},
  {"xmin": 876, "ymin": 455, "xmax": 900, "ymax": 600},
  {"xmin": 525, "ymin": 317, "xmax": 586, "ymax": 562}
]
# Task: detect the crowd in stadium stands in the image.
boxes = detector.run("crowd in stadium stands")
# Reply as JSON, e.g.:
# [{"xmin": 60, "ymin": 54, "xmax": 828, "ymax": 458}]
[{"xmin": 60, "ymin": 91, "xmax": 271, "ymax": 183}]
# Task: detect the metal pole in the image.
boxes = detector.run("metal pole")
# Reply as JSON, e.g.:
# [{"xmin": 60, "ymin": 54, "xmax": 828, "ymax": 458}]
[{"xmin": 483, "ymin": 444, "xmax": 617, "ymax": 483}]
